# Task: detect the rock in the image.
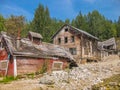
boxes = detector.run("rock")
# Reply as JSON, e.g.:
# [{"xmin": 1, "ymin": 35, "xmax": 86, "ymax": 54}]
[
  {"xmin": 39, "ymin": 60, "xmax": 120, "ymax": 90},
  {"xmin": 100, "ymin": 87, "xmax": 106, "ymax": 90},
  {"xmin": 118, "ymin": 83, "xmax": 120, "ymax": 86},
  {"xmin": 109, "ymin": 82, "xmax": 118, "ymax": 86},
  {"xmin": 39, "ymin": 75, "xmax": 55, "ymax": 85}
]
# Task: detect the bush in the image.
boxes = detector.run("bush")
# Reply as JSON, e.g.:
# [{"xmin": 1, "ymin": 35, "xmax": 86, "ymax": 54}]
[
  {"xmin": 40, "ymin": 60, "xmax": 48, "ymax": 74},
  {"xmin": 0, "ymin": 76, "xmax": 18, "ymax": 84}
]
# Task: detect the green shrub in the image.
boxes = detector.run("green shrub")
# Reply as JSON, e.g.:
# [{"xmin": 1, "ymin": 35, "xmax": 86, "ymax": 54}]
[
  {"xmin": 40, "ymin": 60, "xmax": 48, "ymax": 74},
  {"xmin": 0, "ymin": 76, "xmax": 18, "ymax": 84},
  {"xmin": 26, "ymin": 73, "xmax": 35, "ymax": 79}
]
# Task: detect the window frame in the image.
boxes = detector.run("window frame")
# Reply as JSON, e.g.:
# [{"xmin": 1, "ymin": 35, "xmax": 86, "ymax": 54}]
[
  {"xmin": 52, "ymin": 61, "xmax": 63, "ymax": 70},
  {"xmin": 65, "ymin": 28, "xmax": 68, "ymax": 32},
  {"xmin": 64, "ymin": 37, "xmax": 68, "ymax": 43},
  {"xmin": 71, "ymin": 36, "xmax": 75, "ymax": 42},
  {"xmin": 58, "ymin": 38, "xmax": 61, "ymax": 44},
  {"xmin": 69, "ymin": 48, "xmax": 77, "ymax": 55},
  {"xmin": 0, "ymin": 60, "xmax": 8, "ymax": 70}
]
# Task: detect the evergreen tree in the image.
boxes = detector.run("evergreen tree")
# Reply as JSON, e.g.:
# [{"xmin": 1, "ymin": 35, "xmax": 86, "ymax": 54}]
[
  {"xmin": 1, "ymin": 3, "xmax": 119, "ymax": 41},
  {"xmin": 116, "ymin": 16, "xmax": 120, "ymax": 37},
  {"xmin": 0, "ymin": 15, "xmax": 6, "ymax": 32},
  {"xmin": 31, "ymin": 4, "xmax": 65, "ymax": 42},
  {"xmin": 31, "ymin": 4, "xmax": 52, "ymax": 42},
  {"xmin": 72, "ymin": 10, "xmax": 117, "ymax": 40},
  {"xmin": 65, "ymin": 19, "xmax": 70, "ymax": 24}
]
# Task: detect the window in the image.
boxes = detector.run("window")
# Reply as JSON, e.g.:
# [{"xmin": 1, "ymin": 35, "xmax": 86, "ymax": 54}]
[
  {"xmin": 52, "ymin": 61, "xmax": 63, "ymax": 70},
  {"xmin": 71, "ymin": 36, "xmax": 75, "ymax": 42},
  {"xmin": 58, "ymin": 38, "xmax": 61, "ymax": 44},
  {"xmin": 33, "ymin": 37, "xmax": 41, "ymax": 45},
  {"xmin": 64, "ymin": 37, "xmax": 68, "ymax": 43},
  {"xmin": 69, "ymin": 48, "xmax": 77, "ymax": 55},
  {"xmin": 0, "ymin": 60, "xmax": 8, "ymax": 70},
  {"xmin": 65, "ymin": 28, "xmax": 68, "ymax": 32}
]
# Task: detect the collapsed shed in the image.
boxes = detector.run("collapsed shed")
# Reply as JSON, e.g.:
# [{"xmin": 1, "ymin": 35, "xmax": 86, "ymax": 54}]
[{"xmin": 98, "ymin": 37, "xmax": 116, "ymax": 58}]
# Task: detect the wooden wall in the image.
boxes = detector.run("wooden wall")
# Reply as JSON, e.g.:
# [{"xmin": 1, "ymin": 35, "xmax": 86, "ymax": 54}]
[
  {"xmin": 0, "ymin": 49, "xmax": 69, "ymax": 76},
  {"xmin": 0, "ymin": 49, "xmax": 14, "ymax": 76},
  {"xmin": 53, "ymin": 26, "xmax": 81, "ymax": 63},
  {"xmin": 16, "ymin": 57, "xmax": 68, "ymax": 75}
]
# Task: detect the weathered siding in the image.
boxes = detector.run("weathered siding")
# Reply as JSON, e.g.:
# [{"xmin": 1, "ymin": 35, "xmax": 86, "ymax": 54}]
[
  {"xmin": 0, "ymin": 49, "xmax": 14, "ymax": 76},
  {"xmin": 53, "ymin": 26, "xmax": 81, "ymax": 62},
  {"xmin": 53, "ymin": 26, "xmax": 99, "ymax": 63},
  {"xmin": 16, "ymin": 57, "xmax": 68, "ymax": 75},
  {"xmin": 0, "ymin": 49, "xmax": 8, "ymax": 60},
  {"xmin": 0, "ymin": 49, "xmax": 8, "ymax": 76}
]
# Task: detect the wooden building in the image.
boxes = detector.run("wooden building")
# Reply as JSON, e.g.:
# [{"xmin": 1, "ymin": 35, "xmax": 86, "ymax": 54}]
[
  {"xmin": 98, "ymin": 37, "xmax": 117, "ymax": 59},
  {"xmin": 52, "ymin": 24, "xmax": 99, "ymax": 63},
  {"xmin": 0, "ymin": 31, "xmax": 75, "ymax": 77}
]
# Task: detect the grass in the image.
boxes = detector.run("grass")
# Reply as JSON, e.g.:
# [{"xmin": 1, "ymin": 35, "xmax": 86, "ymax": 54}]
[
  {"xmin": 0, "ymin": 76, "xmax": 18, "ymax": 84},
  {"xmin": 92, "ymin": 74, "xmax": 120, "ymax": 90},
  {"xmin": 26, "ymin": 73, "xmax": 35, "ymax": 79}
]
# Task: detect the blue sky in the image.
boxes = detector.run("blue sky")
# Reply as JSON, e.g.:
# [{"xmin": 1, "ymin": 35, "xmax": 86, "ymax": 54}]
[{"xmin": 0, "ymin": 0, "xmax": 120, "ymax": 21}]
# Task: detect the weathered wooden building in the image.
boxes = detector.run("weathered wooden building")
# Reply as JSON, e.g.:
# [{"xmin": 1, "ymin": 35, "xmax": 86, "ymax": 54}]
[
  {"xmin": 0, "ymin": 31, "xmax": 75, "ymax": 77},
  {"xmin": 98, "ymin": 37, "xmax": 117, "ymax": 59},
  {"xmin": 52, "ymin": 24, "xmax": 99, "ymax": 63}
]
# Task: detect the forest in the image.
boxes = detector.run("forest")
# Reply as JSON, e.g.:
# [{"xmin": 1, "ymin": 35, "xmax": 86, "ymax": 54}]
[{"xmin": 0, "ymin": 4, "xmax": 120, "ymax": 42}]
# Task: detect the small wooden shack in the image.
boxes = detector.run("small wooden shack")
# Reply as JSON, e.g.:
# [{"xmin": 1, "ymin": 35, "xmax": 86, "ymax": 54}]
[
  {"xmin": 0, "ymin": 31, "xmax": 75, "ymax": 77},
  {"xmin": 52, "ymin": 24, "xmax": 99, "ymax": 63}
]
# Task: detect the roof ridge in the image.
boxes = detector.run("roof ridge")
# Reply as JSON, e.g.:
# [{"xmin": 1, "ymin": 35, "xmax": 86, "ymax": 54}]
[{"xmin": 51, "ymin": 24, "xmax": 98, "ymax": 40}]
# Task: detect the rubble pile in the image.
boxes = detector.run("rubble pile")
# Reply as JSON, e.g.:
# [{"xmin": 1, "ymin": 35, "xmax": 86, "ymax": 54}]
[{"xmin": 39, "ymin": 60, "xmax": 120, "ymax": 90}]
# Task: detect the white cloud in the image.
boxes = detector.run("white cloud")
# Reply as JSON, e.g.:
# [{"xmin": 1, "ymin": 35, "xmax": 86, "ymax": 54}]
[{"xmin": 1, "ymin": 5, "xmax": 33, "ymax": 21}]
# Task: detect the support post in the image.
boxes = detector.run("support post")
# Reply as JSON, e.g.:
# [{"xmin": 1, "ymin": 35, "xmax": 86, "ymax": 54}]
[{"xmin": 13, "ymin": 56, "xmax": 17, "ymax": 77}]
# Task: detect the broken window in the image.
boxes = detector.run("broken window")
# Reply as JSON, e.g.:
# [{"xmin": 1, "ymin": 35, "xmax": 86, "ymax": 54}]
[
  {"xmin": 84, "ymin": 41, "xmax": 89, "ymax": 55},
  {"xmin": 64, "ymin": 37, "xmax": 68, "ymax": 43},
  {"xmin": 69, "ymin": 48, "xmax": 77, "ymax": 55},
  {"xmin": 33, "ymin": 37, "xmax": 41, "ymax": 44},
  {"xmin": 71, "ymin": 36, "xmax": 75, "ymax": 42},
  {"xmin": 58, "ymin": 38, "xmax": 61, "ymax": 44},
  {"xmin": 65, "ymin": 28, "xmax": 68, "ymax": 32}
]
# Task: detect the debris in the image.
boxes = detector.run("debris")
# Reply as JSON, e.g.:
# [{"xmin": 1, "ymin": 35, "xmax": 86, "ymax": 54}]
[{"xmin": 39, "ymin": 60, "xmax": 120, "ymax": 89}]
